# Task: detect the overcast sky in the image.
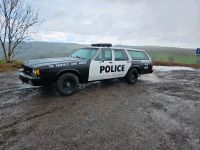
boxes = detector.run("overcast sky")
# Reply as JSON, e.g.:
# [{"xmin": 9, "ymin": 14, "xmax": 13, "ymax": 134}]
[{"xmin": 28, "ymin": 0, "xmax": 200, "ymax": 48}]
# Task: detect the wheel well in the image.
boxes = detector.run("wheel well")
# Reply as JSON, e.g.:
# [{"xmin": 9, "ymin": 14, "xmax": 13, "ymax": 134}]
[
  {"xmin": 128, "ymin": 67, "xmax": 141, "ymax": 75},
  {"xmin": 55, "ymin": 70, "xmax": 81, "ymax": 82},
  {"xmin": 135, "ymin": 67, "xmax": 141, "ymax": 74}
]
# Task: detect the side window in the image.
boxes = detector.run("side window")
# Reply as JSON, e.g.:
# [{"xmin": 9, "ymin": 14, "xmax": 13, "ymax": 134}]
[
  {"xmin": 114, "ymin": 49, "xmax": 128, "ymax": 61},
  {"xmin": 95, "ymin": 48, "xmax": 112, "ymax": 61},
  {"xmin": 128, "ymin": 50, "xmax": 149, "ymax": 60}
]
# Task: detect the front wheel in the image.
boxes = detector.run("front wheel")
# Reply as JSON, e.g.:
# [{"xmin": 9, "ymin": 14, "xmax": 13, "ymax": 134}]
[
  {"xmin": 126, "ymin": 68, "xmax": 138, "ymax": 84},
  {"xmin": 56, "ymin": 73, "xmax": 79, "ymax": 96}
]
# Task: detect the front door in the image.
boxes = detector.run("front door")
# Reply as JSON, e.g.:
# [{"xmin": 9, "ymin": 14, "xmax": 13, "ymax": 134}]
[{"xmin": 88, "ymin": 48, "xmax": 113, "ymax": 81}]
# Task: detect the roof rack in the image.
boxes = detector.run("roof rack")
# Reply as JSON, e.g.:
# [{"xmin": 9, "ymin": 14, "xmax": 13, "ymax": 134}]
[{"xmin": 91, "ymin": 43, "xmax": 112, "ymax": 47}]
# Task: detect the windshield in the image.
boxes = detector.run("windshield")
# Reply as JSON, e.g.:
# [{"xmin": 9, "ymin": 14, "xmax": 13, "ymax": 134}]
[{"xmin": 71, "ymin": 48, "xmax": 98, "ymax": 60}]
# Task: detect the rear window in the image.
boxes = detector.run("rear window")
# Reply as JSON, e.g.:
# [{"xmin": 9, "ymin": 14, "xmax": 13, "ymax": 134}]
[
  {"xmin": 114, "ymin": 49, "xmax": 128, "ymax": 61},
  {"xmin": 128, "ymin": 50, "xmax": 149, "ymax": 60}
]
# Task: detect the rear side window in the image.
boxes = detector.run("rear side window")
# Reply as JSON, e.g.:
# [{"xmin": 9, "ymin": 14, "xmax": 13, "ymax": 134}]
[
  {"xmin": 95, "ymin": 48, "xmax": 112, "ymax": 61},
  {"xmin": 114, "ymin": 49, "xmax": 128, "ymax": 61},
  {"xmin": 128, "ymin": 50, "xmax": 149, "ymax": 60}
]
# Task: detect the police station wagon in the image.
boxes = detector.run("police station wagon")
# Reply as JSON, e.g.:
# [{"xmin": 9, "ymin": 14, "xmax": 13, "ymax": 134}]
[{"xmin": 19, "ymin": 43, "xmax": 153, "ymax": 96}]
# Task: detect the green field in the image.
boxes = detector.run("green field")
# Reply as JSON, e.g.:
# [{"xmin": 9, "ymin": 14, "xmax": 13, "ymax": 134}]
[
  {"xmin": 148, "ymin": 51, "xmax": 197, "ymax": 64},
  {"xmin": 117, "ymin": 45, "xmax": 198, "ymax": 64},
  {"xmin": 0, "ymin": 60, "xmax": 22, "ymax": 65},
  {"xmin": 0, "ymin": 60, "xmax": 5, "ymax": 64}
]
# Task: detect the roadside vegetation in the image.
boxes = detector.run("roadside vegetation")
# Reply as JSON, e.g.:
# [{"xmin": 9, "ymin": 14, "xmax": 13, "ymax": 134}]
[
  {"xmin": 149, "ymin": 51, "xmax": 200, "ymax": 68},
  {"xmin": 0, "ymin": 60, "xmax": 22, "ymax": 72},
  {"xmin": 153, "ymin": 61, "xmax": 200, "ymax": 68},
  {"xmin": 148, "ymin": 51, "xmax": 197, "ymax": 64}
]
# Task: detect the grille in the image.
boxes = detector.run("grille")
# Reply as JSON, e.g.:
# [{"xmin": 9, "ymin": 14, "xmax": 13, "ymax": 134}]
[{"xmin": 23, "ymin": 65, "xmax": 32, "ymax": 75}]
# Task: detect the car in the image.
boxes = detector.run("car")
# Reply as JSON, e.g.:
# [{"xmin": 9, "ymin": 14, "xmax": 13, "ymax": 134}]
[{"xmin": 19, "ymin": 43, "xmax": 153, "ymax": 96}]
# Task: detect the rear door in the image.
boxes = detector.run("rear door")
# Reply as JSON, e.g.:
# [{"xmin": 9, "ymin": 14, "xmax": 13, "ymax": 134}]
[
  {"xmin": 127, "ymin": 50, "xmax": 152, "ymax": 74},
  {"xmin": 112, "ymin": 49, "xmax": 131, "ymax": 78},
  {"xmin": 88, "ymin": 48, "xmax": 113, "ymax": 81}
]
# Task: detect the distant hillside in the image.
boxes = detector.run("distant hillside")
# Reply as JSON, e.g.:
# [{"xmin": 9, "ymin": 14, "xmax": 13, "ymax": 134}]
[
  {"xmin": 116, "ymin": 45, "xmax": 197, "ymax": 64},
  {"xmin": 115, "ymin": 45, "xmax": 195, "ymax": 51},
  {"xmin": 0, "ymin": 42, "xmax": 198, "ymax": 64},
  {"xmin": 0, "ymin": 41, "xmax": 87, "ymax": 60}
]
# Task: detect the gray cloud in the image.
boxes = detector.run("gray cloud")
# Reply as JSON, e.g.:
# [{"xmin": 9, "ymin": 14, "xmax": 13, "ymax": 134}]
[{"xmin": 28, "ymin": 0, "xmax": 200, "ymax": 48}]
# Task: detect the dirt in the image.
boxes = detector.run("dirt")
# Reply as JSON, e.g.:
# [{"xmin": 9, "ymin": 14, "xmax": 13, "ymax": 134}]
[
  {"xmin": 0, "ymin": 63, "xmax": 21, "ymax": 72},
  {"xmin": 0, "ymin": 69, "xmax": 200, "ymax": 150}
]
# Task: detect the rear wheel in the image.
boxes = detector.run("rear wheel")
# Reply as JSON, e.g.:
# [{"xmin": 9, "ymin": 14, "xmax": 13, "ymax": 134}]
[
  {"xmin": 56, "ymin": 73, "xmax": 79, "ymax": 96},
  {"xmin": 126, "ymin": 68, "xmax": 138, "ymax": 84}
]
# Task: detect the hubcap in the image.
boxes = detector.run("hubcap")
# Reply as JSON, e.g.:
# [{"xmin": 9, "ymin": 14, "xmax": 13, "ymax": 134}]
[
  {"xmin": 63, "ymin": 80, "xmax": 74, "ymax": 92},
  {"xmin": 66, "ymin": 82, "xmax": 71, "ymax": 87}
]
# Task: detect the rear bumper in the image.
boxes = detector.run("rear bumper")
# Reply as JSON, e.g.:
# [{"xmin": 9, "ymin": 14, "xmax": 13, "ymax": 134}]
[{"xmin": 19, "ymin": 71, "xmax": 42, "ymax": 86}]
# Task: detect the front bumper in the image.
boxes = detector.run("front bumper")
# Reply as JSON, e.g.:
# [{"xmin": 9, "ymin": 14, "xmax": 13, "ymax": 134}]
[{"xmin": 19, "ymin": 71, "xmax": 42, "ymax": 86}]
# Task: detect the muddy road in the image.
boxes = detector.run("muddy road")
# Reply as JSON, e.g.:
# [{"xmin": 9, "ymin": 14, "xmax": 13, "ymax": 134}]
[{"xmin": 0, "ymin": 68, "xmax": 200, "ymax": 150}]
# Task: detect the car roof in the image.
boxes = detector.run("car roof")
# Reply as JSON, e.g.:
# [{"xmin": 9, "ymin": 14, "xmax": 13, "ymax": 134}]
[
  {"xmin": 84, "ymin": 46, "xmax": 146, "ymax": 52},
  {"xmin": 111, "ymin": 47, "xmax": 146, "ymax": 52}
]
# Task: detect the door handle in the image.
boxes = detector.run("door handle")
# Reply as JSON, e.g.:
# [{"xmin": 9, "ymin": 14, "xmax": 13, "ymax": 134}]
[
  {"xmin": 127, "ymin": 61, "xmax": 130, "ymax": 63},
  {"xmin": 109, "ymin": 62, "xmax": 113, "ymax": 64}
]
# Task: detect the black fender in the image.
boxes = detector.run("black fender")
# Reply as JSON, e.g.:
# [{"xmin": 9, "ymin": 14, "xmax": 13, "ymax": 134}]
[
  {"xmin": 55, "ymin": 69, "xmax": 81, "ymax": 83},
  {"xmin": 126, "ymin": 65, "xmax": 141, "ymax": 76}
]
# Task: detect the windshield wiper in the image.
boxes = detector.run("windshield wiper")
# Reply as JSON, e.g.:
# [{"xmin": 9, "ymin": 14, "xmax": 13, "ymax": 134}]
[
  {"xmin": 71, "ymin": 56, "xmax": 81, "ymax": 58},
  {"xmin": 71, "ymin": 56, "xmax": 87, "ymax": 59}
]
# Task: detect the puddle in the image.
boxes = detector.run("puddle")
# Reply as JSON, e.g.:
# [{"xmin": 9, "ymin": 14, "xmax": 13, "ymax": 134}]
[
  {"xmin": 140, "ymin": 73, "xmax": 161, "ymax": 83},
  {"xmin": 153, "ymin": 66, "xmax": 195, "ymax": 72}
]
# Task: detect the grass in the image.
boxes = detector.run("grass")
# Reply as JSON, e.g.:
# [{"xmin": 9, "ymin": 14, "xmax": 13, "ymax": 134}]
[
  {"xmin": 0, "ymin": 60, "xmax": 22, "ymax": 72},
  {"xmin": 153, "ymin": 61, "xmax": 200, "ymax": 68},
  {"xmin": 148, "ymin": 51, "xmax": 197, "ymax": 64},
  {"xmin": 0, "ymin": 60, "xmax": 5, "ymax": 64},
  {"xmin": 0, "ymin": 59, "xmax": 23, "ymax": 64}
]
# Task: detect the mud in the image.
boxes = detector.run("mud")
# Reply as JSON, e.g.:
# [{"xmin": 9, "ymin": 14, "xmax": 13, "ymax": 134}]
[{"xmin": 0, "ymin": 69, "xmax": 200, "ymax": 150}]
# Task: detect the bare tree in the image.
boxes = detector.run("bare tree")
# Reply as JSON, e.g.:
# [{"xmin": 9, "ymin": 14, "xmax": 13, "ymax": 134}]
[{"xmin": 0, "ymin": 0, "xmax": 39, "ymax": 63}]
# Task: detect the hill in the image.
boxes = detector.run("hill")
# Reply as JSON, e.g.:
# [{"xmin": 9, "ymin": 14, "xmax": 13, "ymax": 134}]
[
  {"xmin": 0, "ymin": 42, "xmax": 87, "ymax": 60},
  {"xmin": 116, "ymin": 45, "xmax": 197, "ymax": 64},
  {"xmin": 0, "ymin": 42, "xmax": 198, "ymax": 64}
]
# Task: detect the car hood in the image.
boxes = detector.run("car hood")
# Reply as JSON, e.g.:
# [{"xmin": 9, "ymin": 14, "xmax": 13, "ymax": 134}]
[{"xmin": 23, "ymin": 57, "xmax": 86, "ymax": 68}]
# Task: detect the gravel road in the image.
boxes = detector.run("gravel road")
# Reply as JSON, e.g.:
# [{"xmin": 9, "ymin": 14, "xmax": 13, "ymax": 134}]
[{"xmin": 0, "ymin": 68, "xmax": 200, "ymax": 150}]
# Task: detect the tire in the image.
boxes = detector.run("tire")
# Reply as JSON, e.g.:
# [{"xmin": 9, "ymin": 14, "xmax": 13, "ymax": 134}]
[
  {"xmin": 126, "ymin": 68, "xmax": 138, "ymax": 84},
  {"xmin": 56, "ymin": 73, "xmax": 79, "ymax": 96}
]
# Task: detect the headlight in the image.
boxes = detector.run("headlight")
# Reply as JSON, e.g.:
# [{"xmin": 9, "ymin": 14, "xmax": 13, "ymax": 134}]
[{"xmin": 32, "ymin": 69, "xmax": 40, "ymax": 76}]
